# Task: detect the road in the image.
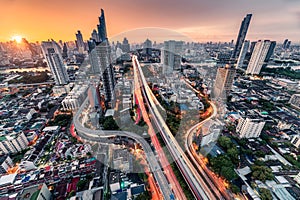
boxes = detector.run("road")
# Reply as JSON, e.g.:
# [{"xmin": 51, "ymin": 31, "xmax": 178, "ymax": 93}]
[
  {"xmin": 185, "ymin": 99, "xmax": 233, "ymax": 200},
  {"xmin": 73, "ymin": 97, "xmax": 173, "ymax": 199},
  {"xmin": 0, "ymin": 81, "xmax": 55, "ymax": 88},
  {"xmin": 132, "ymin": 55, "xmax": 216, "ymax": 200},
  {"xmin": 133, "ymin": 59, "xmax": 186, "ymax": 200}
]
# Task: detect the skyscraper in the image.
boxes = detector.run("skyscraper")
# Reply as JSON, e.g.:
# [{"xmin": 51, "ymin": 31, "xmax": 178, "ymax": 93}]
[
  {"xmin": 41, "ymin": 40, "xmax": 69, "ymax": 85},
  {"xmin": 161, "ymin": 40, "xmax": 183, "ymax": 74},
  {"xmin": 232, "ymin": 14, "xmax": 252, "ymax": 59},
  {"xmin": 89, "ymin": 9, "xmax": 115, "ymax": 105},
  {"xmin": 91, "ymin": 29, "xmax": 100, "ymax": 42},
  {"xmin": 236, "ymin": 40, "xmax": 250, "ymax": 69},
  {"xmin": 98, "ymin": 9, "xmax": 107, "ymax": 42},
  {"xmin": 264, "ymin": 41, "xmax": 276, "ymax": 62},
  {"xmin": 121, "ymin": 37, "xmax": 130, "ymax": 53},
  {"xmin": 62, "ymin": 43, "xmax": 68, "ymax": 59},
  {"xmin": 212, "ymin": 64, "xmax": 236, "ymax": 99},
  {"xmin": 75, "ymin": 30, "xmax": 85, "ymax": 54},
  {"xmin": 246, "ymin": 40, "xmax": 274, "ymax": 75}
]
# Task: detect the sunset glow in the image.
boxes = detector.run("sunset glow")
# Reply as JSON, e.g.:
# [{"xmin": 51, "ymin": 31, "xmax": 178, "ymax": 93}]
[{"xmin": 11, "ymin": 35, "xmax": 23, "ymax": 43}]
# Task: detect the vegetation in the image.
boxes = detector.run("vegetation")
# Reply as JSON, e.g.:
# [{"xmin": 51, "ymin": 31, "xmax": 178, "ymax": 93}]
[
  {"xmin": 100, "ymin": 116, "xmax": 119, "ymax": 130},
  {"xmin": 77, "ymin": 179, "xmax": 88, "ymax": 191},
  {"xmin": 48, "ymin": 114, "xmax": 72, "ymax": 127},
  {"xmin": 208, "ymin": 136, "xmax": 240, "ymax": 181},
  {"xmin": 134, "ymin": 191, "xmax": 151, "ymax": 200},
  {"xmin": 259, "ymin": 188, "xmax": 272, "ymax": 200},
  {"xmin": 209, "ymin": 155, "xmax": 238, "ymax": 181},
  {"xmin": 251, "ymin": 161, "xmax": 274, "ymax": 182},
  {"xmin": 261, "ymin": 66, "xmax": 300, "ymax": 79},
  {"xmin": 283, "ymin": 154, "xmax": 300, "ymax": 169},
  {"xmin": 8, "ymin": 72, "xmax": 49, "ymax": 84}
]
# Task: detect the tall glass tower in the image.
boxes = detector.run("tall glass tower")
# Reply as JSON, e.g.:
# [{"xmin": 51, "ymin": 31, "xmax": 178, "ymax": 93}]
[
  {"xmin": 98, "ymin": 9, "xmax": 107, "ymax": 42},
  {"xmin": 41, "ymin": 40, "xmax": 69, "ymax": 85},
  {"xmin": 232, "ymin": 14, "xmax": 252, "ymax": 59}
]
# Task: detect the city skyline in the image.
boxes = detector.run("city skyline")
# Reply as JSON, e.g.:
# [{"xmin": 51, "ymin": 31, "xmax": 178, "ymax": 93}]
[{"xmin": 1, "ymin": 0, "xmax": 300, "ymax": 43}]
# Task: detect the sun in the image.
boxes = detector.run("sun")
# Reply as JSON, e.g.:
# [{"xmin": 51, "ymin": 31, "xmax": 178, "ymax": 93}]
[{"xmin": 11, "ymin": 35, "xmax": 23, "ymax": 43}]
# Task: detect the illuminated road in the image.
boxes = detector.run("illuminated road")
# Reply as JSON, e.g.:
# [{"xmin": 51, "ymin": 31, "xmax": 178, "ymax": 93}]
[
  {"xmin": 132, "ymin": 55, "xmax": 216, "ymax": 200},
  {"xmin": 73, "ymin": 97, "xmax": 172, "ymax": 200},
  {"xmin": 185, "ymin": 100, "xmax": 233, "ymax": 200},
  {"xmin": 133, "ymin": 59, "xmax": 186, "ymax": 200}
]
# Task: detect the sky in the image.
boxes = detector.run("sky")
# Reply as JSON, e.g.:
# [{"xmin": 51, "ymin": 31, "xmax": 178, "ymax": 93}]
[{"xmin": 0, "ymin": 0, "xmax": 300, "ymax": 43}]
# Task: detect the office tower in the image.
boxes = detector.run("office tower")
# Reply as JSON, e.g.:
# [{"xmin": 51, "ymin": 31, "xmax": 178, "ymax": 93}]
[
  {"xmin": 88, "ymin": 84, "xmax": 101, "ymax": 109},
  {"xmin": 89, "ymin": 40, "xmax": 115, "ymax": 103},
  {"xmin": 41, "ymin": 40, "xmax": 69, "ymax": 85},
  {"xmin": 91, "ymin": 29, "xmax": 100, "ymax": 42},
  {"xmin": 143, "ymin": 38, "xmax": 152, "ymax": 55},
  {"xmin": 246, "ymin": 40, "xmax": 274, "ymax": 75},
  {"xmin": 264, "ymin": 41, "xmax": 276, "ymax": 62},
  {"xmin": 236, "ymin": 40, "xmax": 250, "ymax": 68},
  {"xmin": 98, "ymin": 9, "xmax": 107, "ymax": 42},
  {"xmin": 286, "ymin": 41, "xmax": 291, "ymax": 49},
  {"xmin": 236, "ymin": 117, "xmax": 265, "ymax": 138},
  {"xmin": 75, "ymin": 30, "xmax": 85, "ymax": 54},
  {"xmin": 283, "ymin": 39, "xmax": 289, "ymax": 49},
  {"xmin": 161, "ymin": 40, "xmax": 183, "ymax": 74},
  {"xmin": 232, "ymin": 14, "xmax": 252, "ymax": 59},
  {"xmin": 121, "ymin": 37, "xmax": 130, "ymax": 52},
  {"xmin": 62, "ymin": 43, "xmax": 68, "ymax": 59},
  {"xmin": 212, "ymin": 64, "xmax": 236, "ymax": 99}
]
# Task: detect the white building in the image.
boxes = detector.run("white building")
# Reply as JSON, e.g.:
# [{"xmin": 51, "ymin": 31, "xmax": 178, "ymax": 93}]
[
  {"xmin": 41, "ymin": 40, "xmax": 69, "ymax": 85},
  {"xmin": 246, "ymin": 40, "xmax": 272, "ymax": 75},
  {"xmin": 0, "ymin": 132, "xmax": 29, "ymax": 154},
  {"xmin": 0, "ymin": 155, "xmax": 13, "ymax": 174},
  {"xmin": 289, "ymin": 94, "xmax": 300, "ymax": 110},
  {"xmin": 236, "ymin": 117, "xmax": 265, "ymax": 138},
  {"xmin": 291, "ymin": 135, "xmax": 300, "ymax": 148},
  {"xmin": 61, "ymin": 84, "xmax": 89, "ymax": 111}
]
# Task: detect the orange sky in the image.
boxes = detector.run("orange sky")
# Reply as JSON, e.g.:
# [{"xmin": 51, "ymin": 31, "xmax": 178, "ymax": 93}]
[{"xmin": 0, "ymin": 0, "xmax": 300, "ymax": 43}]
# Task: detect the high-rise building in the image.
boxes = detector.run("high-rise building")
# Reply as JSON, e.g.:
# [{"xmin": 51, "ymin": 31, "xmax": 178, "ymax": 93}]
[
  {"xmin": 264, "ymin": 41, "xmax": 276, "ymax": 62},
  {"xmin": 75, "ymin": 30, "xmax": 85, "ymax": 54},
  {"xmin": 41, "ymin": 40, "xmax": 69, "ymax": 85},
  {"xmin": 143, "ymin": 38, "xmax": 152, "ymax": 55},
  {"xmin": 62, "ymin": 43, "xmax": 68, "ymax": 59},
  {"xmin": 282, "ymin": 39, "xmax": 290, "ymax": 49},
  {"xmin": 89, "ymin": 41, "xmax": 115, "ymax": 103},
  {"xmin": 98, "ymin": 9, "xmax": 107, "ymax": 42},
  {"xmin": 232, "ymin": 14, "xmax": 252, "ymax": 59},
  {"xmin": 121, "ymin": 37, "xmax": 130, "ymax": 53},
  {"xmin": 246, "ymin": 40, "xmax": 274, "ymax": 75},
  {"xmin": 91, "ymin": 29, "xmax": 100, "ymax": 42},
  {"xmin": 236, "ymin": 117, "xmax": 265, "ymax": 138},
  {"xmin": 236, "ymin": 40, "xmax": 250, "ymax": 69},
  {"xmin": 88, "ymin": 84, "xmax": 101, "ymax": 109},
  {"xmin": 161, "ymin": 40, "xmax": 183, "ymax": 74},
  {"xmin": 88, "ymin": 9, "xmax": 115, "ymax": 106},
  {"xmin": 212, "ymin": 64, "xmax": 236, "ymax": 99},
  {"xmin": 0, "ymin": 132, "xmax": 29, "ymax": 154}
]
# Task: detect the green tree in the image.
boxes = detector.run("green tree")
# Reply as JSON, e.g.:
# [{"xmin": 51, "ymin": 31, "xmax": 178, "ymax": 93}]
[
  {"xmin": 230, "ymin": 184, "xmax": 240, "ymax": 194},
  {"xmin": 218, "ymin": 136, "xmax": 233, "ymax": 150},
  {"xmin": 259, "ymin": 188, "xmax": 272, "ymax": 200},
  {"xmin": 102, "ymin": 116, "xmax": 119, "ymax": 130},
  {"xmin": 251, "ymin": 165, "xmax": 274, "ymax": 182}
]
